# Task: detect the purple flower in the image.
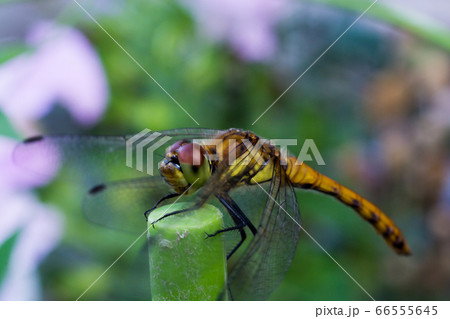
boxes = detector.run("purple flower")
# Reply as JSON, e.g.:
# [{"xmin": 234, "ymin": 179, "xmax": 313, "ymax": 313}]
[
  {"xmin": 0, "ymin": 191, "xmax": 63, "ymax": 300},
  {"xmin": 0, "ymin": 21, "xmax": 109, "ymax": 128},
  {"xmin": 0, "ymin": 135, "xmax": 62, "ymax": 300},
  {"xmin": 0, "ymin": 136, "xmax": 57, "ymax": 194},
  {"xmin": 180, "ymin": 0, "xmax": 291, "ymax": 61},
  {"xmin": 0, "ymin": 21, "xmax": 107, "ymax": 300}
]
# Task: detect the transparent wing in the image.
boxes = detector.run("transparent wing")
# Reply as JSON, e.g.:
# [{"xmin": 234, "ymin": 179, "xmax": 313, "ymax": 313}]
[
  {"xmin": 13, "ymin": 128, "xmax": 222, "ymax": 188},
  {"xmin": 13, "ymin": 128, "xmax": 222, "ymax": 232},
  {"xmin": 227, "ymin": 161, "xmax": 301, "ymax": 300},
  {"xmin": 83, "ymin": 176, "xmax": 177, "ymax": 234}
]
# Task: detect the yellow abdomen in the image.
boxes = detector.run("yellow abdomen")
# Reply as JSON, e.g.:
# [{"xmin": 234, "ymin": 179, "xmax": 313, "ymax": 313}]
[{"xmin": 285, "ymin": 156, "xmax": 411, "ymax": 255}]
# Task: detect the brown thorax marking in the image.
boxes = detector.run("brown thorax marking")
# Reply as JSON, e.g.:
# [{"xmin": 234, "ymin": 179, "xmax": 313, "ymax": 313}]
[{"xmin": 203, "ymin": 129, "xmax": 277, "ymax": 186}]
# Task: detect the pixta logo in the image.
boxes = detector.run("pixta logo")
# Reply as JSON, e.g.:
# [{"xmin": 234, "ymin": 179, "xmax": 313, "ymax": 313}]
[
  {"xmin": 126, "ymin": 129, "xmax": 171, "ymax": 175},
  {"xmin": 194, "ymin": 138, "xmax": 325, "ymax": 166},
  {"xmin": 126, "ymin": 129, "xmax": 325, "ymax": 176}
]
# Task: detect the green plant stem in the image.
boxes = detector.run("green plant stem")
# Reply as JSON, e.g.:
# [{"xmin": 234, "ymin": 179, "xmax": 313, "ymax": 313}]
[{"xmin": 147, "ymin": 202, "xmax": 228, "ymax": 300}]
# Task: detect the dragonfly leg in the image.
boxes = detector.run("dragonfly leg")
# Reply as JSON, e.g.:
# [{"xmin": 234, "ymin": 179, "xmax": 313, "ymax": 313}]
[
  {"xmin": 205, "ymin": 224, "xmax": 245, "ymax": 238},
  {"xmin": 149, "ymin": 205, "xmax": 199, "ymax": 227},
  {"xmin": 217, "ymin": 283, "xmax": 235, "ymax": 301},
  {"xmin": 204, "ymin": 215, "xmax": 247, "ymax": 259},
  {"xmin": 217, "ymin": 193, "xmax": 257, "ymax": 234},
  {"xmin": 227, "ymin": 283, "xmax": 234, "ymax": 301},
  {"xmin": 144, "ymin": 193, "xmax": 179, "ymax": 221},
  {"xmin": 216, "ymin": 193, "xmax": 258, "ymax": 259}
]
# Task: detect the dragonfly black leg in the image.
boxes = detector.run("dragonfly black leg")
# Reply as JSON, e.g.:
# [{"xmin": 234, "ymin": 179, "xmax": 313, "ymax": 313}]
[
  {"xmin": 149, "ymin": 205, "xmax": 200, "ymax": 226},
  {"xmin": 150, "ymin": 208, "xmax": 188, "ymax": 225},
  {"xmin": 227, "ymin": 283, "xmax": 234, "ymax": 301},
  {"xmin": 144, "ymin": 193, "xmax": 179, "ymax": 221},
  {"xmin": 205, "ymin": 212, "xmax": 246, "ymax": 259},
  {"xmin": 215, "ymin": 193, "xmax": 258, "ymax": 259},
  {"xmin": 205, "ymin": 224, "xmax": 246, "ymax": 238}
]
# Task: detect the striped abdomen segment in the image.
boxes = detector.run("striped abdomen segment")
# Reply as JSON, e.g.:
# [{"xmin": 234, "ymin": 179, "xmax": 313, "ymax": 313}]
[{"xmin": 285, "ymin": 156, "xmax": 411, "ymax": 255}]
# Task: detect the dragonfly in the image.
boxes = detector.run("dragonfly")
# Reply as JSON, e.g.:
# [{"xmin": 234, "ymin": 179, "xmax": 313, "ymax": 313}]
[{"xmin": 14, "ymin": 128, "xmax": 410, "ymax": 300}]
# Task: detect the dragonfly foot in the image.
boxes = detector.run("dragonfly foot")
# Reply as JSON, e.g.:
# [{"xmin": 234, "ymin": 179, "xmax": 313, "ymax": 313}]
[
  {"xmin": 144, "ymin": 208, "xmax": 154, "ymax": 222},
  {"xmin": 145, "ymin": 193, "xmax": 180, "ymax": 222},
  {"xmin": 204, "ymin": 231, "xmax": 215, "ymax": 239}
]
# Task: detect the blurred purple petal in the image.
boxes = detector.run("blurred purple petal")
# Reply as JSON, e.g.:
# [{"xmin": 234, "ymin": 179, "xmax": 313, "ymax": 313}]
[
  {"xmin": 0, "ymin": 21, "xmax": 109, "ymax": 126},
  {"xmin": 0, "ymin": 136, "xmax": 57, "ymax": 193},
  {"xmin": 181, "ymin": 0, "xmax": 291, "ymax": 61},
  {"xmin": 0, "ymin": 192, "xmax": 63, "ymax": 300}
]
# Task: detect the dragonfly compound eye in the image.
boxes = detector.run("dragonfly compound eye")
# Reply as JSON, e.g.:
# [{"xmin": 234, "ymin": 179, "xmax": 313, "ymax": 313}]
[
  {"xmin": 167, "ymin": 139, "xmax": 190, "ymax": 153},
  {"xmin": 177, "ymin": 143, "xmax": 211, "ymax": 187}
]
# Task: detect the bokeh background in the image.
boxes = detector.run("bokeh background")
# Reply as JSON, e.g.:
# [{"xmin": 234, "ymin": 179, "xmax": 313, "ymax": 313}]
[{"xmin": 1, "ymin": 0, "xmax": 450, "ymax": 300}]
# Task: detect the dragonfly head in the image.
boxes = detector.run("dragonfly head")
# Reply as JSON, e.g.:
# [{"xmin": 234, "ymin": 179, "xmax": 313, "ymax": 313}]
[{"xmin": 159, "ymin": 140, "xmax": 212, "ymax": 194}]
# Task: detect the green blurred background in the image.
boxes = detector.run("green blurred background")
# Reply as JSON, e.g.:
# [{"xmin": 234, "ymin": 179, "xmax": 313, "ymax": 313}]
[{"xmin": 1, "ymin": 0, "xmax": 450, "ymax": 300}]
